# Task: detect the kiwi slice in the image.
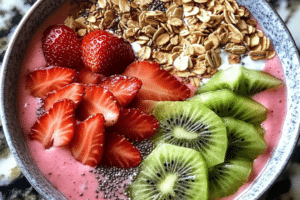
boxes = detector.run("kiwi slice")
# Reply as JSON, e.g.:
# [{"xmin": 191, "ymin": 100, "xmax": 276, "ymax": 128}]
[
  {"xmin": 129, "ymin": 144, "xmax": 208, "ymax": 200},
  {"xmin": 223, "ymin": 117, "xmax": 267, "ymax": 160},
  {"xmin": 208, "ymin": 158, "xmax": 253, "ymax": 199},
  {"xmin": 255, "ymin": 125, "xmax": 266, "ymax": 137},
  {"xmin": 152, "ymin": 101, "xmax": 227, "ymax": 167},
  {"xmin": 189, "ymin": 89, "xmax": 267, "ymax": 125},
  {"xmin": 196, "ymin": 65, "xmax": 284, "ymax": 96}
]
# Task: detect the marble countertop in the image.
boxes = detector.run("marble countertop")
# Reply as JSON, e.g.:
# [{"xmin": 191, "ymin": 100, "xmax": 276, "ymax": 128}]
[{"xmin": 0, "ymin": 0, "xmax": 300, "ymax": 199}]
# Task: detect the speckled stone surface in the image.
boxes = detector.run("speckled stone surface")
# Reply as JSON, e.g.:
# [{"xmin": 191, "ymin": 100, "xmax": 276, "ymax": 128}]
[{"xmin": 0, "ymin": 0, "xmax": 300, "ymax": 200}]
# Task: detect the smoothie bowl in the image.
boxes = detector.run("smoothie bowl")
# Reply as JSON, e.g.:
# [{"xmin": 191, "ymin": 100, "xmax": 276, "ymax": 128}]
[{"xmin": 1, "ymin": 0, "xmax": 300, "ymax": 199}]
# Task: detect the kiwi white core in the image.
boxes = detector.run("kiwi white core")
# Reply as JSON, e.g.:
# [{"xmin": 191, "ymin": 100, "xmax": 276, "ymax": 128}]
[
  {"xmin": 158, "ymin": 173, "xmax": 178, "ymax": 195},
  {"xmin": 173, "ymin": 126, "xmax": 199, "ymax": 139}
]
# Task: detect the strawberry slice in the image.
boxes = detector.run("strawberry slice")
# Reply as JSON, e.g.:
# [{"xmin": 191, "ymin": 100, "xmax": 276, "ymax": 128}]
[
  {"xmin": 70, "ymin": 113, "xmax": 105, "ymax": 167},
  {"xmin": 42, "ymin": 25, "xmax": 82, "ymax": 69},
  {"xmin": 43, "ymin": 83, "xmax": 85, "ymax": 111},
  {"xmin": 76, "ymin": 85, "xmax": 120, "ymax": 126},
  {"xmin": 110, "ymin": 108, "xmax": 159, "ymax": 141},
  {"xmin": 123, "ymin": 61, "xmax": 191, "ymax": 101},
  {"xmin": 30, "ymin": 99, "xmax": 75, "ymax": 149},
  {"xmin": 129, "ymin": 98, "xmax": 159, "ymax": 113},
  {"xmin": 101, "ymin": 75, "xmax": 142, "ymax": 107},
  {"xmin": 101, "ymin": 132, "xmax": 141, "ymax": 168},
  {"xmin": 26, "ymin": 66, "xmax": 77, "ymax": 98},
  {"xmin": 78, "ymin": 68, "xmax": 106, "ymax": 85}
]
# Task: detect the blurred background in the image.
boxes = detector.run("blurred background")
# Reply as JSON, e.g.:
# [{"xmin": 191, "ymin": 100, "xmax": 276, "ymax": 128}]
[{"xmin": 0, "ymin": 0, "xmax": 300, "ymax": 199}]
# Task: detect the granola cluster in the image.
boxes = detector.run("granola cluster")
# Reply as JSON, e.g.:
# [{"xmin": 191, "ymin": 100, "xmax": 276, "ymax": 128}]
[{"xmin": 65, "ymin": 0, "xmax": 276, "ymax": 87}]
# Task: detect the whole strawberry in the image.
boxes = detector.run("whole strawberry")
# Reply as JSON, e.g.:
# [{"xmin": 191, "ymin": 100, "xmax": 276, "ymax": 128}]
[
  {"xmin": 42, "ymin": 25, "xmax": 82, "ymax": 68},
  {"xmin": 81, "ymin": 30, "xmax": 135, "ymax": 76}
]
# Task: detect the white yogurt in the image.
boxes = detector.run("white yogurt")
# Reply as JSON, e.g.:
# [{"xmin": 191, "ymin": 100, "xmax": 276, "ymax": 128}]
[
  {"xmin": 219, "ymin": 49, "xmax": 266, "ymax": 71},
  {"xmin": 131, "ymin": 42, "xmax": 142, "ymax": 57},
  {"xmin": 201, "ymin": 49, "xmax": 266, "ymax": 84}
]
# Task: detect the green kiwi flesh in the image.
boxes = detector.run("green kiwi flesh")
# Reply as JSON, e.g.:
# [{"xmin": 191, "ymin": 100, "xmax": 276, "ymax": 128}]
[
  {"xmin": 196, "ymin": 65, "xmax": 284, "ymax": 96},
  {"xmin": 223, "ymin": 117, "xmax": 267, "ymax": 160},
  {"xmin": 129, "ymin": 144, "xmax": 208, "ymax": 200},
  {"xmin": 152, "ymin": 101, "xmax": 227, "ymax": 167},
  {"xmin": 189, "ymin": 89, "xmax": 267, "ymax": 125},
  {"xmin": 255, "ymin": 125, "xmax": 266, "ymax": 137},
  {"xmin": 208, "ymin": 158, "xmax": 253, "ymax": 199}
]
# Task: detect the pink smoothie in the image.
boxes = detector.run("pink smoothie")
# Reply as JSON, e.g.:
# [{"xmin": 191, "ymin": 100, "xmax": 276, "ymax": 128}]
[
  {"xmin": 17, "ymin": 1, "xmax": 287, "ymax": 200},
  {"xmin": 223, "ymin": 55, "xmax": 287, "ymax": 200},
  {"xmin": 17, "ymin": 2, "xmax": 100, "ymax": 200}
]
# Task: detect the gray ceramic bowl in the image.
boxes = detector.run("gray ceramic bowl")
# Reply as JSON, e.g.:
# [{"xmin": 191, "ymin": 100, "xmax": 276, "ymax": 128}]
[{"xmin": 1, "ymin": 0, "xmax": 300, "ymax": 199}]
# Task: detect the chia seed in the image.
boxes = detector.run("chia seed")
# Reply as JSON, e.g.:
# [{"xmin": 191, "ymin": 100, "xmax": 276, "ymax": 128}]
[
  {"xmin": 93, "ymin": 140, "xmax": 154, "ymax": 199},
  {"xmin": 36, "ymin": 99, "xmax": 45, "ymax": 117},
  {"xmin": 147, "ymin": 0, "xmax": 167, "ymax": 12},
  {"xmin": 79, "ymin": 11, "xmax": 90, "ymax": 19}
]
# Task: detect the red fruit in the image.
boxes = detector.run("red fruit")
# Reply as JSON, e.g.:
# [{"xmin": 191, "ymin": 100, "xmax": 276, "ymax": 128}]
[
  {"xmin": 129, "ymin": 98, "xmax": 159, "ymax": 113},
  {"xmin": 70, "ymin": 113, "xmax": 105, "ymax": 167},
  {"xmin": 81, "ymin": 30, "xmax": 135, "ymax": 75},
  {"xmin": 76, "ymin": 85, "xmax": 120, "ymax": 126},
  {"xmin": 102, "ymin": 132, "xmax": 141, "ymax": 168},
  {"xmin": 42, "ymin": 25, "xmax": 82, "ymax": 68},
  {"xmin": 123, "ymin": 61, "xmax": 191, "ymax": 101},
  {"xmin": 30, "ymin": 99, "xmax": 75, "ymax": 149},
  {"xmin": 43, "ymin": 83, "xmax": 85, "ymax": 111},
  {"xmin": 78, "ymin": 68, "xmax": 106, "ymax": 85},
  {"xmin": 111, "ymin": 108, "xmax": 159, "ymax": 141},
  {"xmin": 101, "ymin": 75, "xmax": 142, "ymax": 107},
  {"xmin": 26, "ymin": 66, "xmax": 77, "ymax": 98}
]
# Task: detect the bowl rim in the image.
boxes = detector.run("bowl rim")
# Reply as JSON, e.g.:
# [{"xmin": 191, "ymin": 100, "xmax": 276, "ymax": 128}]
[
  {"xmin": 1, "ymin": 0, "xmax": 300, "ymax": 199},
  {"xmin": 236, "ymin": 0, "xmax": 300, "ymax": 198},
  {"xmin": 0, "ymin": 0, "xmax": 68, "ymax": 199},
  {"xmin": 237, "ymin": 0, "xmax": 300, "ymax": 198}
]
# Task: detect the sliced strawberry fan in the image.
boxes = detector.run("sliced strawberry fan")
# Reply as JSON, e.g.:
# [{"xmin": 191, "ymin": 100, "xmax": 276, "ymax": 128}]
[
  {"xmin": 101, "ymin": 75, "xmax": 142, "ymax": 107},
  {"xmin": 76, "ymin": 84, "xmax": 120, "ymax": 126},
  {"xmin": 43, "ymin": 83, "xmax": 85, "ymax": 111},
  {"xmin": 70, "ymin": 113, "xmax": 105, "ymax": 167},
  {"xmin": 123, "ymin": 60, "xmax": 191, "ymax": 101},
  {"xmin": 101, "ymin": 132, "xmax": 142, "ymax": 168},
  {"xmin": 111, "ymin": 108, "xmax": 159, "ymax": 141},
  {"xmin": 78, "ymin": 67, "xmax": 106, "ymax": 85},
  {"xmin": 30, "ymin": 99, "xmax": 75, "ymax": 149},
  {"xmin": 28, "ymin": 28, "xmax": 178, "ymax": 169},
  {"xmin": 26, "ymin": 66, "xmax": 77, "ymax": 98},
  {"xmin": 129, "ymin": 98, "xmax": 159, "ymax": 113}
]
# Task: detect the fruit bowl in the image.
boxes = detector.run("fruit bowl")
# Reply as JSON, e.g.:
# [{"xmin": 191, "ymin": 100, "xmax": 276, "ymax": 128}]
[{"xmin": 1, "ymin": 0, "xmax": 300, "ymax": 199}]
